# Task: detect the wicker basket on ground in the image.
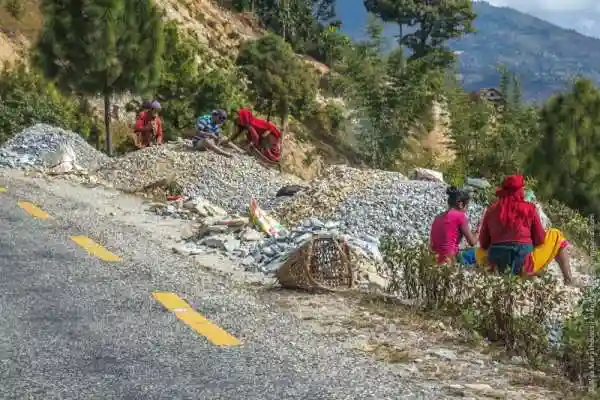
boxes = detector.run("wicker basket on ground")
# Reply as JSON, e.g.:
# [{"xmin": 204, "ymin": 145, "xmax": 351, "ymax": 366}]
[{"xmin": 275, "ymin": 234, "xmax": 354, "ymax": 292}]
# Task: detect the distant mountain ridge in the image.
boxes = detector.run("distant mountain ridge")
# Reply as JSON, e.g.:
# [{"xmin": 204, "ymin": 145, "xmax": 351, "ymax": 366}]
[{"xmin": 336, "ymin": 1, "xmax": 600, "ymax": 101}]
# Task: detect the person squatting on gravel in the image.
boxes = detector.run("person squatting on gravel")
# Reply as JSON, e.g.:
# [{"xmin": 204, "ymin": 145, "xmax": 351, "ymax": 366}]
[
  {"xmin": 133, "ymin": 100, "xmax": 163, "ymax": 148},
  {"xmin": 224, "ymin": 108, "xmax": 281, "ymax": 164},
  {"xmin": 190, "ymin": 109, "xmax": 236, "ymax": 157},
  {"xmin": 475, "ymin": 175, "xmax": 574, "ymax": 285},
  {"xmin": 430, "ymin": 186, "xmax": 479, "ymax": 265},
  {"xmin": 137, "ymin": 100, "xmax": 152, "ymax": 119}
]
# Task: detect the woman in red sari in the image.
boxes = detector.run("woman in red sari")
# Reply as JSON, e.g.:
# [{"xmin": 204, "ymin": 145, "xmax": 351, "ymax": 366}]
[
  {"xmin": 224, "ymin": 108, "xmax": 281, "ymax": 163},
  {"xmin": 476, "ymin": 175, "xmax": 573, "ymax": 285}
]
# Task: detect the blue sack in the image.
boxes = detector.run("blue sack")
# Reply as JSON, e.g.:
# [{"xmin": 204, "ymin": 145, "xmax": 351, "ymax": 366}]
[{"xmin": 457, "ymin": 248, "xmax": 476, "ymax": 266}]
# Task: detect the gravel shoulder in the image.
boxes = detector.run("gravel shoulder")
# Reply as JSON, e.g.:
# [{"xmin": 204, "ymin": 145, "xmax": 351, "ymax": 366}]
[{"xmin": 0, "ymin": 168, "xmax": 589, "ymax": 399}]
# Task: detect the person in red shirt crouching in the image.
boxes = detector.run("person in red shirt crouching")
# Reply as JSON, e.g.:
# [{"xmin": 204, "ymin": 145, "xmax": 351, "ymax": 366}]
[
  {"xmin": 475, "ymin": 175, "xmax": 573, "ymax": 285},
  {"xmin": 134, "ymin": 100, "xmax": 163, "ymax": 148}
]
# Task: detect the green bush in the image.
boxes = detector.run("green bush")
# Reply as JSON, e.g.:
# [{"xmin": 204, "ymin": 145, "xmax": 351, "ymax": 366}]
[
  {"xmin": 378, "ymin": 235, "xmax": 566, "ymax": 366},
  {"xmin": 4, "ymin": 0, "xmax": 24, "ymax": 18},
  {"xmin": 544, "ymin": 200, "xmax": 595, "ymax": 253},
  {"xmin": 0, "ymin": 61, "xmax": 93, "ymax": 144},
  {"xmin": 560, "ymin": 285, "xmax": 600, "ymax": 388},
  {"xmin": 446, "ymin": 67, "xmax": 539, "ymax": 183},
  {"xmin": 236, "ymin": 34, "xmax": 318, "ymax": 129},
  {"xmin": 301, "ymin": 101, "xmax": 347, "ymax": 139},
  {"xmin": 527, "ymin": 78, "xmax": 600, "ymax": 219},
  {"xmin": 155, "ymin": 21, "xmax": 249, "ymax": 140}
]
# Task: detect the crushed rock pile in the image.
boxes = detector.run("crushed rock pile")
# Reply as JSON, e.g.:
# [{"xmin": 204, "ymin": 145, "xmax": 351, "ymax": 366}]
[
  {"xmin": 276, "ymin": 165, "xmax": 485, "ymax": 245},
  {"xmin": 275, "ymin": 165, "xmax": 387, "ymax": 225},
  {"xmin": 148, "ymin": 164, "xmax": 489, "ymax": 285},
  {"xmin": 0, "ymin": 124, "xmax": 109, "ymax": 170},
  {"xmin": 95, "ymin": 140, "xmax": 303, "ymax": 214}
]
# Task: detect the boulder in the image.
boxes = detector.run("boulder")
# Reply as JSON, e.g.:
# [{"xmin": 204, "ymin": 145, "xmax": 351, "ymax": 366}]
[{"xmin": 410, "ymin": 168, "xmax": 444, "ymax": 183}]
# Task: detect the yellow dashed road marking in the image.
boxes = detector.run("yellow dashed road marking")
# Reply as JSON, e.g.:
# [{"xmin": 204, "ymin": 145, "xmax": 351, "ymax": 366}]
[
  {"xmin": 18, "ymin": 201, "xmax": 51, "ymax": 219},
  {"xmin": 71, "ymin": 235, "xmax": 121, "ymax": 262},
  {"xmin": 152, "ymin": 292, "xmax": 241, "ymax": 347}
]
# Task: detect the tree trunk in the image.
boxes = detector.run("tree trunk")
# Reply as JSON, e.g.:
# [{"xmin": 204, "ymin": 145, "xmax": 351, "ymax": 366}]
[
  {"xmin": 92, "ymin": 120, "xmax": 101, "ymax": 150},
  {"xmin": 281, "ymin": 109, "xmax": 289, "ymax": 134},
  {"xmin": 280, "ymin": 108, "xmax": 288, "ymax": 167},
  {"xmin": 398, "ymin": 25, "xmax": 403, "ymax": 46},
  {"xmin": 266, "ymin": 99, "xmax": 273, "ymax": 121},
  {"xmin": 104, "ymin": 91, "xmax": 112, "ymax": 156}
]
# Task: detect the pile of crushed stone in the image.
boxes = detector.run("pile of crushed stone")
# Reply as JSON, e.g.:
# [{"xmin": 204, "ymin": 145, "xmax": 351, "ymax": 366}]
[
  {"xmin": 0, "ymin": 124, "xmax": 109, "ymax": 170},
  {"xmin": 95, "ymin": 140, "xmax": 304, "ymax": 214}
]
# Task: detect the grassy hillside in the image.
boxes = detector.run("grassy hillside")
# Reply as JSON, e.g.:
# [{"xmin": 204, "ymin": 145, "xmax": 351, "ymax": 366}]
[{"xmin": 336, "ymin": 0, "xmax": 600, "ymax": 101}]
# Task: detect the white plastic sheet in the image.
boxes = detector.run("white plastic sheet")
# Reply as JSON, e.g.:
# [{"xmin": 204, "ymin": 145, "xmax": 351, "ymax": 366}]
[{"xmin": 42, "ymin": 144, "xmax": 82, "ymax": 174}]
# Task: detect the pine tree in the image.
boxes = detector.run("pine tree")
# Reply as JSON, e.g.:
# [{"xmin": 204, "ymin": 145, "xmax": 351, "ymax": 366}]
[
  {"xmin": 364, "ymin": 0, "xmax": 475, "ymax": 68},
  {"xmin": 236, "ymin": 33, "xmax": 317, "ymax": 132},
  {"xmin": 447, "ymin": 67, "xmax": 538, "ymax": 180},
  {"xmin": 330, "ymin": 16, "xmax": 445, "ymax": 169},
  {"xmin": 527, "ymin": 78, "xmax": 600, "ymax": 216},
  {"xmin": 35, "ymin": 0, "xmax": 164, "ymax": 155}
]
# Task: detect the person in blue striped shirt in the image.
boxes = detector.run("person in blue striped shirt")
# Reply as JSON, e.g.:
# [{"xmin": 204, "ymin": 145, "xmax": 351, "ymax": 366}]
[{"xmin": 191, "ymin": 109, "xmax": 233, "ymax": 157}]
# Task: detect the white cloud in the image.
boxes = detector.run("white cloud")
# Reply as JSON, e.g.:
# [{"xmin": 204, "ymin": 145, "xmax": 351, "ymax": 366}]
[
  {"xmin": 480, "ymin": 0, "xmax": 600, "ymax": 38},
  {"xmin": 487, "ymin": 0, "xmax": 599, "ymax": 12}
]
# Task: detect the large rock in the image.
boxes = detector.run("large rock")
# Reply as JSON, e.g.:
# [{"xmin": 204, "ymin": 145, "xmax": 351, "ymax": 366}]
[{"xmin": 410, "ymin": 168, "xmax": 444, "ymax": 183}]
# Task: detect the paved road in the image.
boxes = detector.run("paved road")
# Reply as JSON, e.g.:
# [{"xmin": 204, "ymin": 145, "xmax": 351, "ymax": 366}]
[{"xmin": 0, "ymin": 175, "xmax": 439, "ymax": 399}]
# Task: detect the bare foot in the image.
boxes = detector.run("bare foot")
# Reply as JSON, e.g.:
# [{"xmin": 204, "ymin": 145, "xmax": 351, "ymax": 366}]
[{"xmin": 564, "ymin": 276, "xmax": 586, "ymax": 288}]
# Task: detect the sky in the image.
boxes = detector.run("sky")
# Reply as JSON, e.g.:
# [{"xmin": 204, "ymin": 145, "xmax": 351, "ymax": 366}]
[
  {"xmin": 488, "ymin": 0, "xmax": 599, "ymax": 12},
  {"xmin": 485, "ymin": 0, "xmax": 600, "ymax": 37}
]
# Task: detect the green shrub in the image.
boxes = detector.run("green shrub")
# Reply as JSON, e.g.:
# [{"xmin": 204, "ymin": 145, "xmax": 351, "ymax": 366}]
[
  {"xmin": 155, "ymin": 21, "xmax": 249, "ymax": 139},
  {"xmin": 4, "ymin": 0, "xmax": 24, "ymax": 18},
  {"xmin": 0, "ymin": 61, "xmax": 93, "ymax": 144},
  {"xmin": 236, "ymin": 34, "xmax": 318, "ymax": 129},
  {"xmin": 560, "ymin": 285, "xmax": 600, "ymax": 388},
  {"xmin": 302, "ymin": 101, "xmax": 348, "ymax": 139},
  {"xmin": 378, "ymin": 234, "xmax": 566, "ymax": 366},
  {"xmin": 545, "ymin": 200, "xmax": 595, "ymax": 253}
]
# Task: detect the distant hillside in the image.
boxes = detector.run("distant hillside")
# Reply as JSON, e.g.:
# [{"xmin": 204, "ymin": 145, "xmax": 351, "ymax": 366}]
[{"xmin": 336, "ymin": 1, "xmax": 600, "ymax": 101}]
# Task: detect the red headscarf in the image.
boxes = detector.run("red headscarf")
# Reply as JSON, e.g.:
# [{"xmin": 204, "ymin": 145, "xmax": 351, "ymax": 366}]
[
  {"xmin": 237, "ymin": 108, "xmax": 253, "ymax": 126},
  {"xmin": 495, "ymin": 175, "xmax": 533, "ymax": 229},
  {"xmin": 236, "ymin": 108, "xmax": 281, "ymax": 138}
]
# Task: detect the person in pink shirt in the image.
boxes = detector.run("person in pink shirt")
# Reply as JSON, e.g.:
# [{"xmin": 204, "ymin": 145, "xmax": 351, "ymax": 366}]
[{"xmin": 430, "ymin": 186, "xmax": 478, "ymax": 264}]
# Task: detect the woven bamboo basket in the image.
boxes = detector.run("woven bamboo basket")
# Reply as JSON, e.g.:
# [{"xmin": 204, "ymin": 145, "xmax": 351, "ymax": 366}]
[{"xmin": 275, "ymin": 234, "xmax": 354, "ymax": 292}]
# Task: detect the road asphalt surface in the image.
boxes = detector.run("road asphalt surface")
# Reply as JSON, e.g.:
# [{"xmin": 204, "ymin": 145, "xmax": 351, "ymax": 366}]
[{"xmin": 0, "ymin": 172, "xmax": 441, "ymax": 399}]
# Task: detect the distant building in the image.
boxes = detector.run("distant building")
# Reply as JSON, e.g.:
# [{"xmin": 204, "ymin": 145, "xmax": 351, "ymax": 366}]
[{"xmin": 469, "ymin": 88, "xmax": 505, "ymax": 109}]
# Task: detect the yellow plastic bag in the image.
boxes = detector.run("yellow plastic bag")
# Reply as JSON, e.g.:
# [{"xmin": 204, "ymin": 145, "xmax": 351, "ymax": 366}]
[{"xmin": 249, "ymin": 198, "xmax": 282, "ymax": 237}]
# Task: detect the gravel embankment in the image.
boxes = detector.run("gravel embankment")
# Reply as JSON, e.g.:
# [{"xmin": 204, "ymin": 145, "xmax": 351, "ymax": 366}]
[
  {"xmin": 0, "ymin": 124, "xmax": 109, "ymax": 170},
  {"xmin": 95, "ymin": 141, "xmax": 302, "ymax": 214}
]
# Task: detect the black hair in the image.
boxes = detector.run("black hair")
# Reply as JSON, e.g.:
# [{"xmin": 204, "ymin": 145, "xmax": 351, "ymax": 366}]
[
  {"xmin": 140, "ymin": 100, "xmax": 152, "ymax": 111},
  {"xmin": 446, "ymin": 186, "xmax": 470, "ymax": 208}
]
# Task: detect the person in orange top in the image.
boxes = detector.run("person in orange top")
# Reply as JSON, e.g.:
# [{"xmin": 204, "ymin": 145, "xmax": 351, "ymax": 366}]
[
  {"xmin": 475, "ymin": 175, "xmax": 573, "ymax": 284},
  {"xmin": 132, "ymin": 100, "xmax": 151, "ymax": 147},
  {"xmin": 134, "ymin": 100, "xmax": 163, "ymax": 148}
]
